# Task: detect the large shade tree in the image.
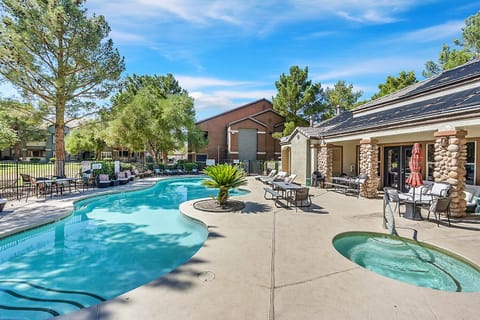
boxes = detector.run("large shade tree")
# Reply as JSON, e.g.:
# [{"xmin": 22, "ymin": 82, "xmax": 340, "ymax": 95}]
[
  {"xmin": 0, "ymin": 99, "xmax": 46, "ymax": 159},
  {"xmin": 65, "ymin": 119, "xmax": 107, "ymax": 160},
  {"xmin": 370, "ymin": 71, "xmax": 418, "ymax": 100},
  {"xmin": 423, "ymin": 11, "xmax": 480, "ymax": 78},
  {"xmin": 0, "ymin": 118, "xmax": 17, "ymax": 150},
  {"xmin": 106, "ymin": 74, "xmax": 205, "ymax": 163},
  {"xmin": 0, "ymin": 0, "xmax": 124, "ymax": 175},
  {"xmin": 272, "ymin": 66, "xmax": 325, "ymax": 137},
  {"xmin": 323, "ymin": 80, "xmax": 363, "ymax": 119}
]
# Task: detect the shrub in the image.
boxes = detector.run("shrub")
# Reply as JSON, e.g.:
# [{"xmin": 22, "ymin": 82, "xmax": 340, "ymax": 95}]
[
  {"xmin": 202, "ymin": 164, "xmax": 247, "ymax": 205},
  {"xmin": 30, "ymin": 157, "xmax": 40, "ymax": 163}
]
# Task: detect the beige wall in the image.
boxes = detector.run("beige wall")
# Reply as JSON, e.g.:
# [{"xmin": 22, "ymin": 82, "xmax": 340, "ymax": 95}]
[
  {"xmin": 341, "ymin": 141, "xmax": 359, "ymax": 176},
  {"xmin": 290, "ymin": 134, "xmax": 309, "ymax": 185}
]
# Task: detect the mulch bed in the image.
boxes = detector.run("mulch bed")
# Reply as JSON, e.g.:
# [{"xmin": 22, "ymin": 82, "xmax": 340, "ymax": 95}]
[{"xmin": 193, "ymin": 199, "xmax": 245, "ymax": 212}]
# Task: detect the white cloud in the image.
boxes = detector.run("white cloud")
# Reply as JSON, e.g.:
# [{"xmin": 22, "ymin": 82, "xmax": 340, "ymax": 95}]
[
  {"xmin": 87, "ymin": 0, "xmax": 419, "ymax": 35},
  {"xmin": 312, "ymin": 56, "xmax": 427, "ymax": 82},
  {"xmin": 175, "ymin": 75, "xmax": 252, "ymax": 91},
  {"xmin": 190, "ymin": 87, "xmax": 275, "ymax": 120},
  {"xmin": 394, "ymin": 20, "xmax": 465, "ymax": 43}
]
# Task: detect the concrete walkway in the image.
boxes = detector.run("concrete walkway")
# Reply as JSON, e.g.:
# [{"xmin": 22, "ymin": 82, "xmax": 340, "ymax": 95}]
[{"xmin": 1, "ymin": 177, "xmax": 480, "ymax": 319}]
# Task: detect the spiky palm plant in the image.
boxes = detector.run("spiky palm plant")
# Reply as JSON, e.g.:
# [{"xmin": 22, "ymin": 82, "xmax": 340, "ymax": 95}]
[{"xmin": 202, "ymin": 164, "xmax": 247, "ymax": 205}]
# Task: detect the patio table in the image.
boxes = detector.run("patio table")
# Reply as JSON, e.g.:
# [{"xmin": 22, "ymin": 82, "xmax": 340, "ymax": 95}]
[
  {"xmin": 399, "ymin": 192, "xmax": 433, "ymax": 220},
  {"xmin": 35, "ymin": 178, "xmax": 81, "ymax": 198}
]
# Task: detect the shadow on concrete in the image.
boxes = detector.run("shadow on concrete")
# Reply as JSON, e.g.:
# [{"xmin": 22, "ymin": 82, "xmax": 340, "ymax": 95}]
[{"xmin": 241, "ymin": 201, "xmax": 271, "ymax": 214}]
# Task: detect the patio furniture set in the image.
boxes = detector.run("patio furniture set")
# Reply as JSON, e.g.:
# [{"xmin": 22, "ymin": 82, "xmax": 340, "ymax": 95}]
[
  {"xmin": 323, "ymin": 174, "xmax": 368, "ymax": 198},
  {"xmin": 258, "ymin": 171, "xmax": 312, "ymax": 211},
  {"xmin": 384, "ymin": 181, "xmax": 453, "ymax": 226}
]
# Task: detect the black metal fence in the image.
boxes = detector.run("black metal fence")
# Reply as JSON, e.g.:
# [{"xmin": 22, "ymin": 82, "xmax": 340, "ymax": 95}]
[{"xmin": 0, "ymin": 160, "xmax": 84, "ymax": 200}]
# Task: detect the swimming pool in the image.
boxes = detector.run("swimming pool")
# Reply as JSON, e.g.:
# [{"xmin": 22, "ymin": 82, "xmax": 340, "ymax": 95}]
[
  {"xmin": 0, "ymin": 177, "xmax": 244, "ymax": 319},
  {"xmin": 333, "ymin": 231, "xmax": 480, "ymax": 292}
]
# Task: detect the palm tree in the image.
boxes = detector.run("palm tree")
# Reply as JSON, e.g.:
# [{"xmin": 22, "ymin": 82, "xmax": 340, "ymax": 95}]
[{"xmin": 202, "ymin": 164, "xmax": 247, "ymax": 205}]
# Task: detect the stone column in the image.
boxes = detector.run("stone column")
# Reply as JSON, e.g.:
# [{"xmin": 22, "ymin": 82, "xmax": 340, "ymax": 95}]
[
  {"xmin": 433, "ymin": 129, "xmax": 468, "ymax": 217},
  {"xmin": 359, "ymin": 138, "xmax": 379, "ymax": 198},
  {"xmin": 318, "ymin": 143, "xmax": 333, "ymax": 185}
]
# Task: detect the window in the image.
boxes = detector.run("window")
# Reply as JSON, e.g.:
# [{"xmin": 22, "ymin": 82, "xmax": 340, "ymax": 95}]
[
  {"xmin": 426, "ymin": 144, "xmax": 435, "ymax": 181},
  {"xmin": 196, "ymin": 154, "xmax": 207, "ymax": 162},
  {"xmin": 466, "ymin": 141, "xmax": 476, "ymax": 185}
]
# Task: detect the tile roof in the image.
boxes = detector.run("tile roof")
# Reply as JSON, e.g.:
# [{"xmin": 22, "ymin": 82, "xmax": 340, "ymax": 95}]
[
  {"xmin": 308, "ymin": 59, "xmax": 480, "ymax": 138},
  {"xmin": 325, "ymin": 86, "xmax": 480, "ymax": 136}
]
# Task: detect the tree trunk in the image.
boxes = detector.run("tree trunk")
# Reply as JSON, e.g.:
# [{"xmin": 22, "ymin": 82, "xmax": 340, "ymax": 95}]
[
  {"xmin": 55, "ymin": 97, "xmax": 66, "ymax": 177},
  {"xmin": 55, "ymin": 122, "xmax": 65, "ymax": 177}
]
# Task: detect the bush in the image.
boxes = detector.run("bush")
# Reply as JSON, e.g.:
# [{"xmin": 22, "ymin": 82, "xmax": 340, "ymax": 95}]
[
  {"xmin": 50, "ymin": 157, "xmax": 56, "ymax": 164},
  {"xmin": 30, "ymin": 157, "xmax": 40, "ymax": 163},
  {"xmin": 92, "ymin": 161, "xmax": 114, "ymax": 178}
]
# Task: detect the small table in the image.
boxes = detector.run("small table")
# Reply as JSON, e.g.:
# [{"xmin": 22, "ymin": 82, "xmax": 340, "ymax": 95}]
[
  {"xmin": 272, "ymin": 181, "xmax": 302, "ymax": 199},
  {"xmin": 404, "ymin": 200, "xmax": 423, "ymax": 220}
]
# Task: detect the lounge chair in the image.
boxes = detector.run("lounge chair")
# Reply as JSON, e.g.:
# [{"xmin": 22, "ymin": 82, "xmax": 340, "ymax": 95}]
[
  {"xmin": 125, "ymin": 170, "xmax": 135, "ymax": 181},
  {"xmin": 284, "ymin": 174, "xmax": 297, "ymax": 184},
  {"xmin": 260, "ymin": 171, "xmax": 287, "ymax": 184},
  {"xmin": 116, "ymin": 171, "xmax": 129, "ymax": 185},
  {"xmin": 96, "ymin": 174, "xmax": 111, "ymax": 188},
  {"xmin": 255, "ymin": 170, "xmax": 277, "ymax": 181}
]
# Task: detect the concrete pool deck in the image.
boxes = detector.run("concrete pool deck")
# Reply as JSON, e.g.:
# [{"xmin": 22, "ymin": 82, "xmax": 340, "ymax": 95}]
[{"xmin": 1, "ymin": 176, "xmax": 480, "ymax": 319}]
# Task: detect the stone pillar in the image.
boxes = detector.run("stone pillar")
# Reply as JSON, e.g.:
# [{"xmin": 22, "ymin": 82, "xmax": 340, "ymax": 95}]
[
  {"xmin": 359, "ymin": 138, "xmax": 379, "ymax": 198},
  {"xmin": 318, "ymin": 143, "xmax": 333, "ymax": 185},
  {"xmin": 433, "ymin": 129, "xmax": 468, "ymax": 217}
]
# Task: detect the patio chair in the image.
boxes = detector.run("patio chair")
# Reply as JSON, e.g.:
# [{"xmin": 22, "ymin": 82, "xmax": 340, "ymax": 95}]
[
  {"xmin": 255, "ymin": 169, "xmax": 277, "ymax": 181},
  {"xmin": 286, "ymin": 187, "xmax": 312, "ymax": 212},
  {"xmin": 427, "ymin": 197, "xmax": 451, "ymax": 227},
  {"xmin": 125, "ymin": 170, "xmax": 135, "ymax": 181},
  {"xmin": 311, "ymin": 171, "xmax": 325, "ymax": 188},
  {"xmin": 116, "ymin": 171, "xmax": 129, "ymax": 185},
  {"xmin": 429, "ymin": 182, "xmax": 451, "ymax": 198},
  {"xmin": 383, "ymin": 187, "xmax": 406, "ymax": 216},
  {"xmin": 96, "ymin": 174, "xmax": 111, "ymax": 188},
  {"xmin": 20, "ymin": 173, "xmax": 36, "ymax": 201},
  {"xmin": 78, "ymin": 171, "xmax": 95, "ymax": 190}
]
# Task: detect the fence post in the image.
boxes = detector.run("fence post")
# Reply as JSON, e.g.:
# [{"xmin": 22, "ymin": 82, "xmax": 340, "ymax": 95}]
[{"xmin": 15, "ymin": 160, "xmax": 20, "ymax": 200}]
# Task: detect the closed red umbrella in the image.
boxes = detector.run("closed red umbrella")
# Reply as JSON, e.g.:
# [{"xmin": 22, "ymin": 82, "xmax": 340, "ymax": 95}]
[{"xmin": 406, "ymin": 143, "xmax": 423, "ymax": 188}]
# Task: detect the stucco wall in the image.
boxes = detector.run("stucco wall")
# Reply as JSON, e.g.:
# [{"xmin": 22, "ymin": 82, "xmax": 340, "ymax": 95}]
[{"xmin": 290, "ymin": 134, "xmax": 309, "ymax": 185}]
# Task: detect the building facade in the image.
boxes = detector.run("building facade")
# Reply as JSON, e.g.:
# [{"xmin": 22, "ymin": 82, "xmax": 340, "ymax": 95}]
[
  {"xmin": 282, "ymin": 59, "xmax": 480, "ymax": 217},
  {"xmin": 191, "ymin": 99, "xmax": 285, "ymax": 164}
]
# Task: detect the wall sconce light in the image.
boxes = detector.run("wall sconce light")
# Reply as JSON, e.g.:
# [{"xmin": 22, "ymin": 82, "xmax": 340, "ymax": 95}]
[{"xmin": 440, "ymin": 137, "xmax": 448, "ymax": 147}]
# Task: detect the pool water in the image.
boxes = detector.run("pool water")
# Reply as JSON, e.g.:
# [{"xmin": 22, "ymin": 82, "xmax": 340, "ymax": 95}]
[
  {"xmin": 333, "ymin": 231, "xmax": 480, "ymax": 292},
  {"xmin": 0, "ymin": 177, "xmax": 245, "ymax": 319}
]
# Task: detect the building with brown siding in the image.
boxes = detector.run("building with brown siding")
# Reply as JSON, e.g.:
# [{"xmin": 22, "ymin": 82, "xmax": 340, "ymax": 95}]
[{"xmin": 190, "ymin": 99, "xmax": 285, "ymax": 163}]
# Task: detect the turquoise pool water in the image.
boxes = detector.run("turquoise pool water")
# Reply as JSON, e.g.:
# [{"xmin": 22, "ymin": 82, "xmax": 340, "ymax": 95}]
[
  {"xmin": 0, "ymin": 177, "xmax": 245, "ymax": 319},
  {"xmin": 333, "ymin": 231, "xmax": 480, "ymax": 292}
]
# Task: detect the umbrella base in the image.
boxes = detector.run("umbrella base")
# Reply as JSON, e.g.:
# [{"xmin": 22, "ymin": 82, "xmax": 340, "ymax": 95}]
[{"xmin": 404, "ymin": 202, "xmax": 422, "ymax": 220}]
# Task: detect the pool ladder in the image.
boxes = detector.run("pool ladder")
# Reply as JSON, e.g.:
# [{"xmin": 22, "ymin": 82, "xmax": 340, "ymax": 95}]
[{"xmin": 383, "ymin": 195, "xmax": 417, "ymax": 240}]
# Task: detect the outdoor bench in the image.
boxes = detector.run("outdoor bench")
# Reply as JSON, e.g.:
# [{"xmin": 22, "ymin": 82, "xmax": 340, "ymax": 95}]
[{"xmin": 324, "ymin": 180, "xmax": 361, "ymax": 197}]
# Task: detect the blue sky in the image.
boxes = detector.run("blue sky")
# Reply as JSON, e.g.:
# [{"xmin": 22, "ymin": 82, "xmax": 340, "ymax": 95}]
[{"xmin": 3, "ymin": 1, "xmax": 480, "ymax": 121}]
